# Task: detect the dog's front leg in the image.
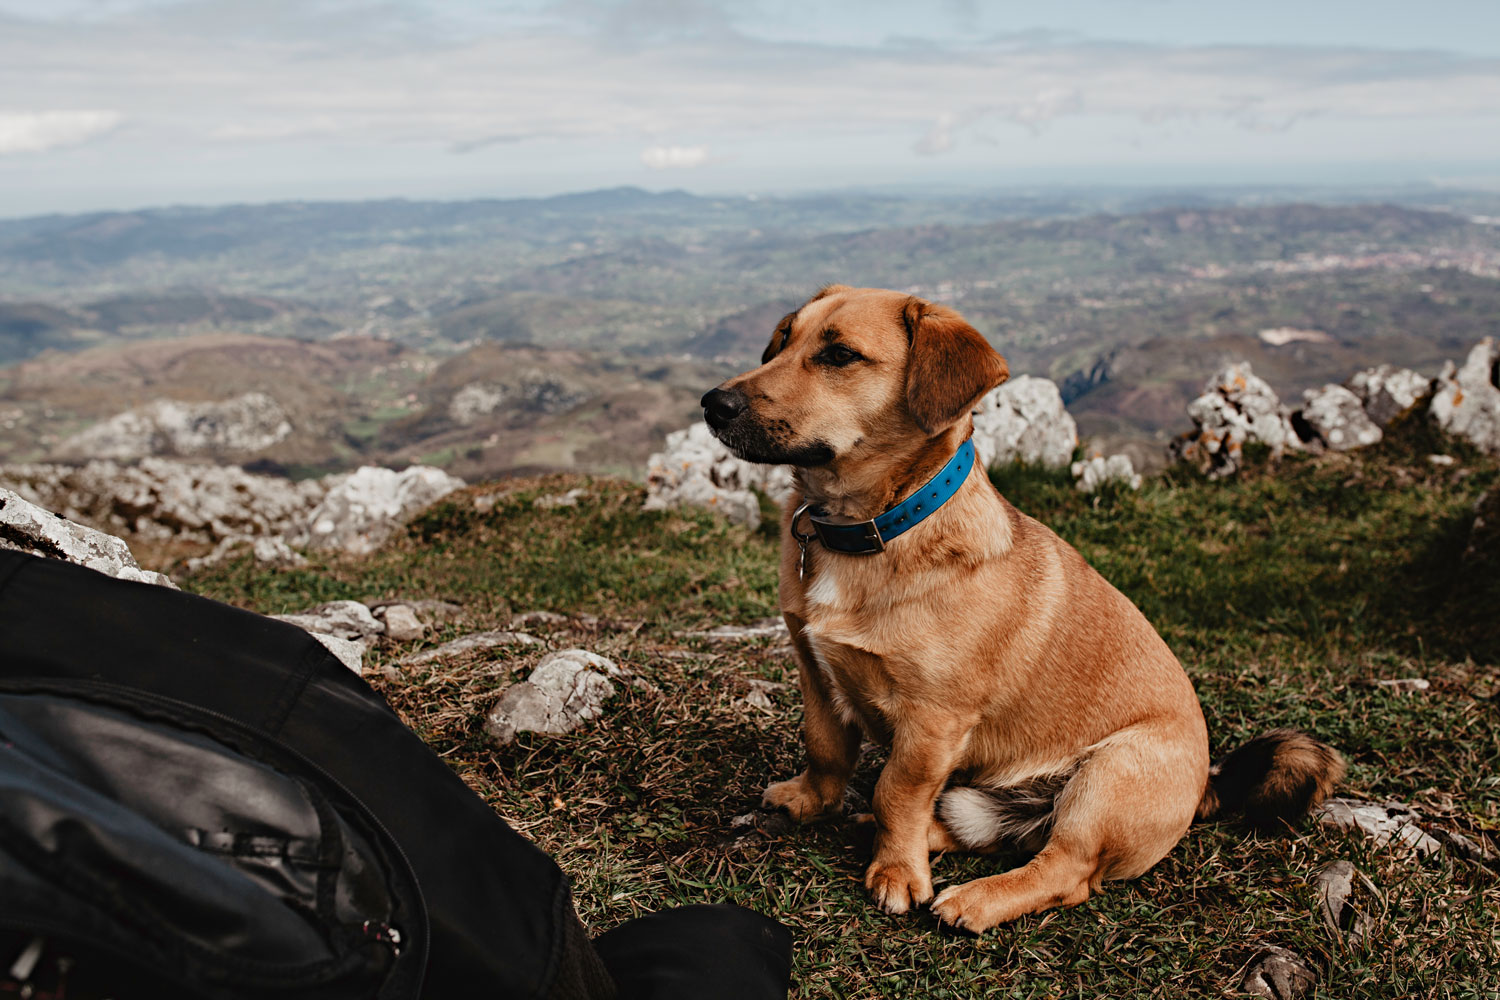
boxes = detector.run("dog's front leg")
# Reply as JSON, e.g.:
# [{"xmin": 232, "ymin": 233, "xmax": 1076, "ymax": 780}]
[
  {"xmin": 762, "ymin": 618, "xmax": 861, "ymax": 822},
  {"xmin": 866, "ymin": 714, "xmax": 969, "ymax": 915}
]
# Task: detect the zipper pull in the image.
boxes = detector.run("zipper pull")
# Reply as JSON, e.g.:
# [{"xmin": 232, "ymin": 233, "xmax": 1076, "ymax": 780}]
[{"xmin": 362, "ymin": 921, "xmax": 404, "ymax": 955}]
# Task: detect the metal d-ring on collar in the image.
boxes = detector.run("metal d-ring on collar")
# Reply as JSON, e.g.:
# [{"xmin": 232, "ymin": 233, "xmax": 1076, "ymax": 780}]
[{"xmin": 791, "ymin": 437, "xmax": 976, "ymax": 579}]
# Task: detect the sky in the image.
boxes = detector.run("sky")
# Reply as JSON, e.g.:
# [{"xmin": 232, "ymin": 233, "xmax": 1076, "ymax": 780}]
[{"xmin": 3, "ymin": 0, "xmax": 1500, "ymax": 217}]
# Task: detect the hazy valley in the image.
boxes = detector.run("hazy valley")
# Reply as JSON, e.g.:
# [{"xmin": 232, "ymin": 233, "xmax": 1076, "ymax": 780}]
[{"xmin": 4, "ymin": 184, "xmax": 1500, "ymax": 478}]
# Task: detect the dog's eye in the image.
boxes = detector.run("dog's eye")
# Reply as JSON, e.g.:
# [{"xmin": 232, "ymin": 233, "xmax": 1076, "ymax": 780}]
[{"xmin": 817, "ymin": 344, "xmax": 863, "ymax": 367}]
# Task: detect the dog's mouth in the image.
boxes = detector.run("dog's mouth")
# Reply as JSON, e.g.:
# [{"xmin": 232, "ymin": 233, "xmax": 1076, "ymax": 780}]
[
  {"xmin": 714, "ymin": 423, "xmax": 835, "ymax": 467},
  {"xmin": 701, "ymin": 387, "xmax": 834, "ymax": 466}
]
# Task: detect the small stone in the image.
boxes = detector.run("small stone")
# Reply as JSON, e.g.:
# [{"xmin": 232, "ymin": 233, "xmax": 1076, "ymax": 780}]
[
  {"xmin": 1427, "ymin": 454, "xmax": 1456, "ymax": 467},
  {"xmin": 1375, "ymin": 677, "xmax": 1430, "ymax": 693},
  {"xmin": 251, "ymin": 536, "xmax": 307, "ymax": 567},
  {"xmin": 1070, "ymin": 453, "xmax": 1142, "ymax": 493},
  {"xmin": 1241, "ymin": 946, "xmax": 1317, "ymax": 1000},
  {"xmin": 400, "ymin": 630, "xmax": 544, "ymax": 666},
  {"xmin": 308, "ymin": 632, "xmax": 365, "ymax": 675},
  {"xmin": 508, "ymin": 610, "xmax": 570, "ymax": 629},
  {"xmin": 680, "ymin": 618, "xmax": 790, "ymax": 642},
  {"xmin": 483, "ymin": 649, "xmax": 623, "ymax": 745},
  {"xmin": 274, "ymin": 600, "xmax": 384, "ymax": 641},
  {"xmin": 377, "ymin": 603, "xmax": 426, "ymax": 642},
  {"xmin": 533, "ymin": 488, "xmax": 587, "ymax": 510}
]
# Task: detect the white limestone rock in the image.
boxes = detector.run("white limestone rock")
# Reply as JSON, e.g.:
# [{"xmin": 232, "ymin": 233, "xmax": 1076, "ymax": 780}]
[
  {"xmin": 643, "ymin": 421, "xmax": 792, "ymax": 529},
  {"xmin": 1070, "ymin": 454, "xmax": 1142, "ymax": 493},
  {"xmin": 1429, "ymin": 338, "xmax": 1500, "ymax": 455},
  {"xmin": 400, "ymin": 630, "xmax": 545, "ymax": 666},
  {"xmin": 1346, "ymin": 365, "xmax": 1431, "ymax": 427},
  {"xmin": 290, "ymin": 465, "xmax": 465, "ymax": 556},
  {"xmin": 448, "ymin": 382, "xmax": 507, "ymax": 425},
  {"xmin": 1, "ymin": 458, "xmax": 327, "ymax": 546},
  {"xmin": 376, "ymin": 603, "xmax": 426, "ymax": 643},
  {"xmin": 56, "ymin": 392, "xmax": 293, "ymax": 460},
  {"xmin": 1168, "ymin": 362, "xmax": 1299, "ymax": 477},
  {"xmin": 274, "ymin": 600, "xmax": 385, "ymax": 642},
  {"xmin": 970, "ymin": 375, "xmax": 1078, "ymax": 469},
  {"xmin": 483, "ymin": 649, "xmax": 624, "ymax": 745},
  {"xmin": 1299, "ymin": 384, "xmax": 1384, "ymax": 452},
  {"xmin": 0, "ymin": 486, "xmax": 176, "ymax": 588},
  {"xmin": 307, "ymin": 633, "xmax": 366, "ymax": 675}
]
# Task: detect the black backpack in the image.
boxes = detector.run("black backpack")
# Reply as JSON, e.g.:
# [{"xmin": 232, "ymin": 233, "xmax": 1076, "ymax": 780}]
[{"xmin": 0, "ymin": 550, "xmax": 791, "ymax": 999}]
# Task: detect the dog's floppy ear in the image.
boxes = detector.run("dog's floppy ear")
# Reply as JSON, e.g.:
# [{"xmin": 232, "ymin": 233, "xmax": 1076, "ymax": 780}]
[
  {"xmin": 902, "ymin": 297, "xmax": 1009, "ymax": 433},
  {"xmin": 762, "ymin": 310, "xmax": 798, "ymax": 363}
]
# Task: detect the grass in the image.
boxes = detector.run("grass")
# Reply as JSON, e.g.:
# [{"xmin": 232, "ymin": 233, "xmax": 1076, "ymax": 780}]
[{"xmin": 185, "ymin": 426, "xmax": 1500, "ymax": 999}]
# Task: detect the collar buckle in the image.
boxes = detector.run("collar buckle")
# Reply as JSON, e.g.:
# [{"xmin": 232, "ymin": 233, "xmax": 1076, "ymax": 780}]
[{"xmin": 810, "ymin": 515, "xmax": 885, "ymax": 555}]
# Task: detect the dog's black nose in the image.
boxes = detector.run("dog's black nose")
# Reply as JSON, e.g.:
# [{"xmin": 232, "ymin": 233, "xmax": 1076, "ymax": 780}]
[{"xmin": 701, "ymin": 387, "xmax": 747, "ymax": 429}]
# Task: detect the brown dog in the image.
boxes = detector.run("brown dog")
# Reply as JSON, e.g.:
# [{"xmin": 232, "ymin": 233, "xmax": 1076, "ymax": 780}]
[{"xmin": 700, "ymin": 285, "xmax": 1343, "ymax": 932}]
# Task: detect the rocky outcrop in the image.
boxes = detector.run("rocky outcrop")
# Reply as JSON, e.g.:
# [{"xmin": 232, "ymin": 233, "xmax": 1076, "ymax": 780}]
[
  {"xmin": 482, "ymin": 649, "xmax": 624, "ymax": 745},
  {"xmin": 2, "ymin": 459, "xmax": 326, "ymax": 546},
  {"xmin": 1429, "ymin": 337, "xmax": 1500, "ymax": 455},
  {"xmin": 1169, "ymin": 339, "xmax": 1500, "ymax": 473},
  {"xmin": 1298, "ymin": 384, "xmax": 1383, "ymax": 452},
  {"xmin": 446, "ymin": 372, "xmax": 587, "ymax": 426},
  {"xmin": 0, "ymin": 486, "xmax": 174, "ymax": 588},
  {"xmin": 1347, "ymin": 364, "xmax": 1430, "ymax": 427},
  {"xmin": 643, "ymin": 422, "xmax": 793, "ymax": 529},
  {"xmin": 1070, "ymin": 454, "xmax": 1142, "ymax": 493},
  {"xmin": 1167, "ymin": 363, "xmax": 1299, "ymax": 478},
  {"xmin": 286, "ymin": 465, "xmax": 465, "ymax": 556},
  {"xmin": 56, "ymin": 392, "xmax": 293, "ymax": 460},
  {"xmin": 272, "ymin": 599, "xmax": 388, "ymax": 675},
  {"xmin": 2, "ymin": 459, "xmax": 464, "ymax": 560},
  {"xmin": 448, "ymin": 383, "xmax": 507, "ymax": 425},
  {"xmin": 273, "ymin": 600, "xmax": 385, "ymax": 642},
  {"xmin": 971, "ymin": 376, "xmax": 1078, "ymax": 469},
  {"xmin": 644, "ymin": 377, "xmax": 1077, "ymax": 526}
]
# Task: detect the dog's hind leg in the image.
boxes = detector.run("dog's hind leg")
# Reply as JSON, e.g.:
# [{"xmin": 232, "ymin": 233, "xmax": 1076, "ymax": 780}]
[{"xmin": 930, "ymin": 723, "xmax": 1203, "ymax": 932}]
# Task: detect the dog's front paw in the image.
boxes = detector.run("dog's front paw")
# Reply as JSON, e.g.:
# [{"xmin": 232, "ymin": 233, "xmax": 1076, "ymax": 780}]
[
  {"xmin": 864, "ymin": 858, "xmax": 933, "ymax": 916},
  {"xmin": 930, "ymin": 879, "xmax": 997, "ymax": 933},
  {"xmin": 762, "ymin": 773, "xmax": 839, "ymax": 822}
]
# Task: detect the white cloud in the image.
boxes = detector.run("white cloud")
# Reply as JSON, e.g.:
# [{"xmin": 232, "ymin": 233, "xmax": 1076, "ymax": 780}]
[
  {"xmin": 641, "ymin": 145, "xmax": 711, "ymax": 169},
  {"xmin": 0, "ymin": 110, "xmax": 121, "ymax": 154}
]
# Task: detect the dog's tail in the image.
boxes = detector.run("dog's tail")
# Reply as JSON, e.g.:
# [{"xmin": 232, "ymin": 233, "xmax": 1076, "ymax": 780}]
[{"xmin": 1195, "ymin": 729, "xmax": 1345, "ymax": 828}]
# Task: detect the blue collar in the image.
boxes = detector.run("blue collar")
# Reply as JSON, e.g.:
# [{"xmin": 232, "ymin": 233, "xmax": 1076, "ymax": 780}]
[{"xmin": 793, "ymin": 438, "xmax": 975, "ymax": 557}]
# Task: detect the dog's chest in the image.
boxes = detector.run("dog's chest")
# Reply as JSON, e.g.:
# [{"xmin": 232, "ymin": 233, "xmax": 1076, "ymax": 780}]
[{"xmin": 794, "ymin": 561, "xmax": 913, "ymax": 739}]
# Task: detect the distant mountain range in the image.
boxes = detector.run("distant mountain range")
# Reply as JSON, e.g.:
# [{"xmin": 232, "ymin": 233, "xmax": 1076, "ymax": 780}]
[{"xmin": 3, "ymin": 184, "xmax": 1499, "ymax": 475}]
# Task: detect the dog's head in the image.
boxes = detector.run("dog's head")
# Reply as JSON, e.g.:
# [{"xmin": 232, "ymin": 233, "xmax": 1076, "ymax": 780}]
[{"xmin": 701, "ymin": 285, "xmax": 1009, "ymax": 466}]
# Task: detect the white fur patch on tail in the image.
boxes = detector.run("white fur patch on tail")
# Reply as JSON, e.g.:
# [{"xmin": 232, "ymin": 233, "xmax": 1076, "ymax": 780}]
[
  {"xmin": 937, "ymin": 771, "xmax": 1071, "ymax": 851},
  {"xmin": 938, "ymin": 787, "xmax": 1012, "ymax": 849}
]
